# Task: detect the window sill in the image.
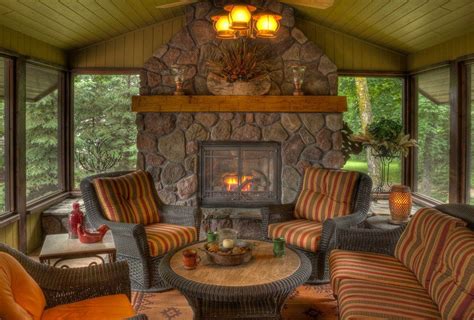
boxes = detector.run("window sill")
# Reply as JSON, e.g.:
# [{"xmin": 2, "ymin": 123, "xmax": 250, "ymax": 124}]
[
  {"xmin": 0, "ymin": 213, "xmax": 20, "ymax": 228},
  {"xmin": 27, "ymin": 191, "xmax": 74, "ymax": 215}
]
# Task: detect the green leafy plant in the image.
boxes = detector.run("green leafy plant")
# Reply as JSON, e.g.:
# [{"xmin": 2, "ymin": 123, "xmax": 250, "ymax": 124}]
[
  {"xmin": 351, "ymin": 118, "xmax": 417, "ymax": 158},
  {"xmin": 206, "ymin": 39, "xmax": 274, "ymax": 82}
]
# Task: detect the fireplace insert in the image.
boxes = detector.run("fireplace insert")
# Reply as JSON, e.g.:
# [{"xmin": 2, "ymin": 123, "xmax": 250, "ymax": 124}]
[{"xmin": 199, "ymin": 141, "xmax": 281, "ymax": 207}]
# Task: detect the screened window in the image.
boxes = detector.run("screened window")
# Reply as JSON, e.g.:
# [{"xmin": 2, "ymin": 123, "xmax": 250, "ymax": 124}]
[
  {"xmin": 0, "ymin": 58, "xmax": 9, "ymax": 212},
  {"xmin": 339, "ymin": 76, "xmax": 403, "ymax": 189},
  {"xmin": 415, "ymin": 67, "xmax": 450, "ymax": 202},
  {"xmin": 73, "ymin": 74, "xmax": 139, "ymax": 187},
  {"xmin": 25, "ymin": 64, "xmax": 62, "ymax": 202}
]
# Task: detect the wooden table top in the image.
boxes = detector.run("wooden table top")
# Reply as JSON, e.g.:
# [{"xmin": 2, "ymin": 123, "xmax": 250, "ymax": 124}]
[
  {"xmin": 39, "ymin": 231, "xmax": 116, "ymax": 259},
  {"xmin": 170, "ymin": 240, "xmax": 301, "ymax": 287}
]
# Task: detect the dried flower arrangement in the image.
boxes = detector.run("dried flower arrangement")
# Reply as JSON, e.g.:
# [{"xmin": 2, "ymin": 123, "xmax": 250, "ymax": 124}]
[{"xmin": 206, "ymin": 39, "xmax": 274, "ymax": 83}]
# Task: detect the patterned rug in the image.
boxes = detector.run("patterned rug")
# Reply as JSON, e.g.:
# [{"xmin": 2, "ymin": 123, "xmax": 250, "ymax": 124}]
[{"xmin": 132, "ymin": 284, "xmax": 338, "ymax": 320}]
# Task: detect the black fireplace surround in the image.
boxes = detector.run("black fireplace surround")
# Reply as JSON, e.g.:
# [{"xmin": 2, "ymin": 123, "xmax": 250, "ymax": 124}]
[{"xmin": 199, "ymin": 141, "xmax": 281, "ymax": 207}]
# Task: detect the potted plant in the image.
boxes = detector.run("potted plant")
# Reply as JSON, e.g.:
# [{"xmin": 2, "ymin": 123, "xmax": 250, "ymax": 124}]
[
  {"xmin": 350, "ymin": 118, "xmax": 417, "ymax": 193},
  {"xmin": 206, "ymin": 39, "xmax": 274, "ymax": 95}
]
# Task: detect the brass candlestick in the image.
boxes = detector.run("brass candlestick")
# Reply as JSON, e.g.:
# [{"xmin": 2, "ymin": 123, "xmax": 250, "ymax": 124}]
[
  {"xmin": 171, "ymin": 65, "xmax": 186, "ymax": 96},
  {"xmin": 291, "ymin": 65, "xmax": 306, "ymax": 96}
]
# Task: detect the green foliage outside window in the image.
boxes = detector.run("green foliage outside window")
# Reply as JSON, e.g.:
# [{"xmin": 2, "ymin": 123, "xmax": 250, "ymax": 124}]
[
  {"xmin": 74, "ymin": 74, "xmax": 139, "ymax": 187},
  {"xmin": 339, "ymin": 76, "xmax": 403, "ymax": 186},
  {"xmin": 26, "ymin": 91, "xmax": 60, "ymax": 201}
]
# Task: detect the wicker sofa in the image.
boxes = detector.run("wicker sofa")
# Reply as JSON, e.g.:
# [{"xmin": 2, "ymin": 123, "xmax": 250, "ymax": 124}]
[
  {"xmin": 81, "ymin": 171, "xmax": 201, "ymax": 292},
  {"xmin": 0, "ymin": 243, "xmax": 147, "ymax": 320},
  {"xmin": 330, "ymin": 204, "xmax": 474, "ymax": 319},
  {"xmin": 262, "ymin": 168, "xmax": 372, "ymax": 283}
]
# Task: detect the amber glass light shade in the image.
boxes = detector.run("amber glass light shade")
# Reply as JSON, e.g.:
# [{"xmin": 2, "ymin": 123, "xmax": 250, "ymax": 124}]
[
  {"xmin": 254, "ymin": 12, "xmax": 281, "ymax": 38},
  {"xmin": 212, "ymin": 14, "xmax": 236, "ymax": 39},
  {"xmin": 389, "ymin": 185, "xmax": 412, "ymax": 224},
  {"xmin": 225, "ymin": 4, "xmax": 256, "ymax": 30}
]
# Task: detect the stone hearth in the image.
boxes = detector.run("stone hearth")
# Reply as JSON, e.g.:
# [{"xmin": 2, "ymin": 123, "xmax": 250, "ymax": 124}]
[{"xmin": 136, "ymin": 0, "xmax": 344, "ymax": 210}]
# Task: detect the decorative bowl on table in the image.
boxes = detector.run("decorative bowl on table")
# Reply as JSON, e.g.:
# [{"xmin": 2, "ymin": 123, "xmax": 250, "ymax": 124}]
[{"xmin": 203, "ymin": 240, "xmax": 253, "ymax": 266}]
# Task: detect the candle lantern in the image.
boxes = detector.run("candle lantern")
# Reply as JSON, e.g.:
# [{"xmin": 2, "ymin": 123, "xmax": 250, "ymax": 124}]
[
  {"xmin": 217, "ymin": 228, "xmax": 238, "ymax": 249},
  {"xmin": 389, "ymin": 185, "xmax": 412, "ymax": 224}
]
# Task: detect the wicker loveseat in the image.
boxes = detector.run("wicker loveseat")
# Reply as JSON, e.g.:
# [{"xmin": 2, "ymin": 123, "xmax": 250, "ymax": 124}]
[
  {"xmin": 262, "ymin": 168, "xmax": 372, "ymax": 283},
  {"xmin": 330, "ymin": 204, "xmax": 474, "ymax": 319},
  {"xmin": 0, "ymin": 243, "xmax": 147, "ymax": 320},
  {"xmin": 81, "ymin": 170, "xmax": 201, "ymax": 292}
]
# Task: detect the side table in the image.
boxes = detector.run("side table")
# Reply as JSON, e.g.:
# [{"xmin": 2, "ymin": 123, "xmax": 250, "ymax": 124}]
[
  {"xmin": 363, "ymin": 215, "xmax": 408, "ymax": 230},
  {"xmin": 39, "ymin": 231, "xmax": 116, "ymax": 268}
]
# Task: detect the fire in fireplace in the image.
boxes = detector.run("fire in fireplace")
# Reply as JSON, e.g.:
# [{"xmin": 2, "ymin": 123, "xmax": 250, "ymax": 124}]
[{"xmin": 199, "ymin": 141, "xmax": 281, "ymax": 207}]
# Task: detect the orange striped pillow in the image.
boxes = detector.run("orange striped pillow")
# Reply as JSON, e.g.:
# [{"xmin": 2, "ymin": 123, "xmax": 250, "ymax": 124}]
[
  {"xmin": 394, "ymin": 208, "xmax": 466, "ymax": 288},
  {"xmin": 428, "ymin": 227, "xmax": 474, "ymax": 320},
  {"xmin": 93, "ymin": 170, "xmax": 160, "ymax": 225},
  {"xmin": 294, "ymin": 168, "xmax": 359, "ymax": 222}
]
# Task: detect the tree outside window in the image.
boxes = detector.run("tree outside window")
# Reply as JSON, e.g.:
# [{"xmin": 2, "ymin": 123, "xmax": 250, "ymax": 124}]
[{"xmin": 74, "ymin": 74, "xmax": 139, "ymax": 187}]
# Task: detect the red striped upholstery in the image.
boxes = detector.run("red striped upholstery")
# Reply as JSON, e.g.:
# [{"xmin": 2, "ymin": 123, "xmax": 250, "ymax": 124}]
[
  {"xmin": 268, "ymin": 219, "xmax": 322, "ymax": 252},
  {"xmin": 329, "ymin": 249, "xmax": 421, "ymax": 295},
  {"xmin": 338, "ymin": 279, "xmax": 441, "ymax": 320},
  {"xmin": 93, "ymin": 170, "xmax": 160, "ymax": 225},
  {"xmin": 294, "ymin": 168, "xmax": 359, "ymax": 222},
  {"xmin": 428, "ymin": 228, "xmax": 474, "ymax": 320},
  {"xmin": 145, "ymin": 223, "xmax": 197, "ymax": 257},
  {"xmin": 394, "ymin": 208, "xmax": 466, "ymax": 288}
]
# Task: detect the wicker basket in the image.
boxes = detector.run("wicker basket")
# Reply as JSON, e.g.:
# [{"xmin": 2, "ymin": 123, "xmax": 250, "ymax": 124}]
[{"xmin": 203, "ymin": 243, "xmax": 253, "ymax": 266}]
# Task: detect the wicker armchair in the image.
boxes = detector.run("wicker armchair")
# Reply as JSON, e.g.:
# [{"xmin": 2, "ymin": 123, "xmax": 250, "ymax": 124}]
[
  {"xmin": 80, "ymin": 171, "xmax": 201, "ymax": 292},
  {"xmin": 261, "ymin": 170, "xmax": 372, "ymax": 283},
  {"xmin": 335, "ymin": 204, "xmax": 474, "ymax": 255},
  {"xmin": 0, "ymin": 243, "xmax": 146, "ymax": 319}
]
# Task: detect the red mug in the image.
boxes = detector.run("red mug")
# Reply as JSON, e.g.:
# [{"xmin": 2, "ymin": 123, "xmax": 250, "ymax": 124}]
[{"xmin": 182, "ymin": 249, "xmax": 201, "ymax": 270}]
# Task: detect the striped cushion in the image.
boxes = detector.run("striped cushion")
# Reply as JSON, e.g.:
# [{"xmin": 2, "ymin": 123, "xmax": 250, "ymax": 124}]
[
  {"xmin": 294, "ymin": 168, "xmax": 359, "ymax": 222},
  {"xmin": 428, "ymin": 228, "xmax": 474, "ymax": 320},
  {"xmin": 268, "ymin": 219, "xmax": 322, "ymax": 252},
  {"xmin": 145, "ymin": 223, "xmax": 197, "ymax": 257},
  {"xmin": 93, "ymin": 170, "xmax": 160, "ymax": 225},
  {"xmin": 329, "ymin": 249, "xmax": 421, "ymax": 295},
  {"xmin": 394, "ymin": 208, "xmax": 466, "ymax": 288},
  {"xmin": 338, "ymin": 279, "xmax": 441, "ymax": 320}
]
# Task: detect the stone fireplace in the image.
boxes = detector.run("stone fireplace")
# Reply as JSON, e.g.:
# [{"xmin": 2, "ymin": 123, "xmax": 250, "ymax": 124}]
[
  {"xmin": 199, "ymin": 141, "xmax": 281, "ymax": 207},
  {"xmin": 136, "ymin": 0, "xmax": 345, "ymax": 215}
]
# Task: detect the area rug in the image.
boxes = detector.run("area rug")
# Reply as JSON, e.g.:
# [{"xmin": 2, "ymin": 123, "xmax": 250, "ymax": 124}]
[{"xmin": 131, "ymin": 284, "xmax": 338, "ymax": 320}]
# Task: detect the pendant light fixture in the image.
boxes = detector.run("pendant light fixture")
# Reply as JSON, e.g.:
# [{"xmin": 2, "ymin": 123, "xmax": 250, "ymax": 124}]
[
  {"xmin": 212, "ymin": 3, "xmax": 282, "ymax": 40},
  {"xmin": 253, "ymin": 11, "xmax": 282, "ymax": 38}
]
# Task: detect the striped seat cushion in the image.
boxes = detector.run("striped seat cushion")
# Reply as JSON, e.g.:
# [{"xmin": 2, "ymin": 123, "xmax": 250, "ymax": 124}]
[
  {"xmin": 394, "ymin": 208, "xmax": 466, "ymax": 289},
  {"xmin": 294, "ymin": 168, "xmax": 359, "ymax": 222},
  {"xmin": 145, "ymin": 223, "xmax": 197, "ymax": 257},
  {"xmin": 268, "ymin": 219, "xmax": 322, "ymax": 252},
  {"xmin": 329, "ymin": 249, "xmax": 421, "ymax": 295},
  {"xmin": 428, "ymin": 228, "xmax": 474, "ymax": 320},
  {"xmin": 338, "ymin": 279, "xmax": 441, "ymax": 320},
  {"xmin": 93, "ymin": 170, "xmax": 160, "ymax": 225}
]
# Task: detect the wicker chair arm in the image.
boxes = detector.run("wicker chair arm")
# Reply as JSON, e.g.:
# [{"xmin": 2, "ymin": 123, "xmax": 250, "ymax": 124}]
[
  {"xmin": 336, "ymin": 225, "xmax": 406, "ymax": 256},
  {"xmin": 128, "ymin": 315, "xmax": 149, "ymax": 320},
  {"xmin": 160, "ymin": 205, "xmax": 201, "ymax": 230},
  {"xmin": 261, "ymin": 203, "xmax": 295, "ymax": 239},
  {"xmin": 319, "ymin": 210, "xmax": 367, "ymax": 253}
]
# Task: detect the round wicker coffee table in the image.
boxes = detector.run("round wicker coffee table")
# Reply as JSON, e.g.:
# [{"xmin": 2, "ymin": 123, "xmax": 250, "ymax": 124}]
[{"xmin": 159, "ymin": 240, "xmax": 311, "ymax": 320}]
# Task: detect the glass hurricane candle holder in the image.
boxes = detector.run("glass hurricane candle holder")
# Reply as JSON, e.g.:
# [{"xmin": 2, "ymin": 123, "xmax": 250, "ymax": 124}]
[
  {"xmin": 291, "ymin": 65, "xmax": 306, "ymax": 96},
  {"xmin": 171, "ymin": 65, "xmax": 186, "ymax": 95},
  {"xmin": 217, "ymin": 228, "xmax": 238, "ymax": 249},
  {"xmin": 389, "ymin": 185, "xmax": 412, "ymax": 224}
]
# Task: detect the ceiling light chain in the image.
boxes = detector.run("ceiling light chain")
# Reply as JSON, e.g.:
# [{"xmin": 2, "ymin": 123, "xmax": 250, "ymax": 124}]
[{"xmin": 212, "ymin": 3, "xmax": 282, "ymax": 39}]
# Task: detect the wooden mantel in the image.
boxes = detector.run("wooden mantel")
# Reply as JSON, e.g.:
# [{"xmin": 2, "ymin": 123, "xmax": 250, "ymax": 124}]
[{"xmin": 131, "ymin": 95, "xmax": 347, "ymax": 113}]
